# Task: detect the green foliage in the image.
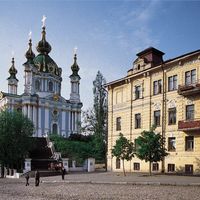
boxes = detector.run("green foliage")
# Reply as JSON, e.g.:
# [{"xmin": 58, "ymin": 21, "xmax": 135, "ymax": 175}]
[
  {"xmin": 0, "ymin": 109, "xmax": 34, "ymax": 170},
  {"xmin": 92, "ymin": 134, "xmax": 106, "ymax": 162},
  {"xmin": 69, "ymin": 133, "xmax": 93, "ymax": 142},
  {"xmin": 111, "ymin": 133, "xmax": 135, "ymax": 161},
  {"xmin": 81, "ymin": 109, "xmax": 96, "ymax": 136},
  {"xmin": 93, "ymin": 71, "xmax": 107, "ymax": 139},
  {"xmin": 50, "ymin": 134, "xmax": 95, "ymax": 164},
  {"xmin": 80, "ymin": 71, "xmax": 108, "ymax": 163},
  {"xmin": 136, "ymin": 127, "xmax": 168, "ymax": 175},
  {"xmin": 111, "ymin": 133, "xmax": 135, "ymax": 176}
]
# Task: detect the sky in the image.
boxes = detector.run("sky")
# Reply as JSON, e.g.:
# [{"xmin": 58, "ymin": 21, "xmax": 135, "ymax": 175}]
[{"xmin": 0, "ymin": 0, "xmax": 200, "ymax": 109}]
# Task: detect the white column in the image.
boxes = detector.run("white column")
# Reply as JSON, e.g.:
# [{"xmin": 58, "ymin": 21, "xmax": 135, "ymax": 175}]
[
  {"xmin": 62, "ymin": 111, "xmax": 66, "ymax": 136},
  {"xmin": 45, "ymin": 108, "xmax": 49, "ymax": 135},
  {"xmin": 78, "ymin": 111, "xmax": 81, "ymax": 133},
  {"xmin": 41, "ymin": 79, "xmax": 43, "ymax": 91},
  {"xmin": 45, "ymin": 79, "xmax": 47, "ymax": 92},
  {"xmin": 24, "ymin": 105, "xmax": 28, "ymax": 116},
  {"xmin": 75, "ymin": 112, "xmax": 77, "ymax": 132},
  {"xmin": 22, "ymin": 105, "xmax": 26, "ymax": 116},
  {"xmin": 28, "ymin": 105, "xmax": 32, "ymax": 120},
  {"xmin": 33, "ymin": 106, "xmax": 37, "ymax": 134},
  {"xmin": 72, "ymin": 112, "xmax": 74, "ymax": 132},
  {"xmin": 68, "ymin": 111, "xmax": 71, "ymax": 136},
  {"xmin": 38, "ymin": 107, "xmax": 42, "ymax": 137}
]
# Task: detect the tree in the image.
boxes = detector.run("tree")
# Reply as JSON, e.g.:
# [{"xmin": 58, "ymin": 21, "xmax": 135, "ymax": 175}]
[
  {"xmin": 136, "ymin": 127, "xmax": 168, "ymax": 175},
  {"xmin": 92, "ymin": 71, "xmax": 108, "ymax": 163},
  {"xmin": 93, "ymin": 71, "xmax": 107, "ymax": 139},
  {"xmin": 111, "ymin": 133, "xmax": 135, "ymax": 176},
  {"xmin": 50, "ymin": 134, "xmax": 94, "ymax": 165},
  {"xmin": 81, "ymin": 108, "xmax": 96, "ymax": 136},
  {"xmin": 0, "ymin": 110, "xmax": 34, "ymax": 177},
  {"xmin": 81, "ymin": 71, "xmax": 108, "ymax": 163}
]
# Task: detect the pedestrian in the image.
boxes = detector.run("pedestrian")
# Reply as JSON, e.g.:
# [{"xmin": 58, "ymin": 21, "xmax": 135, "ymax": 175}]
[
  {"xmin": 25, "ymin": 173, "xmax": 29, "ymax": 186},
  {"xmin": 35, "ymin": 170, "xmax": 40, "ymax": 186},
  {"xmin": 61, "ymin": 167, "xmax": 66, "ymax": 180}
]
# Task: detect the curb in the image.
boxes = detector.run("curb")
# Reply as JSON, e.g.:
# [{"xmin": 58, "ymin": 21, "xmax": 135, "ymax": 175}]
[{"xmin": 41, "ymin": 180, "xmax": 200, "ymax": 186}]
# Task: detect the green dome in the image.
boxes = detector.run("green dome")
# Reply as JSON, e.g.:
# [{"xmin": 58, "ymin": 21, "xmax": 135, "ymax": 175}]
[
  {"xmin": 33, "ymin": 54, "xmax": 62, "ymax": 77},
  {"xmin": 70, "ymin": 54, "xmax": 80, "ymax": 77},
  {"xmin": 36, "ymin": 27, "xmax": 51, "ymax": 54},
  {"xmin": 7, "ymin": 57, "xmax": 18, "ymax": 80},
  {"xmin": 24, "ymin": 39, "xmax": 35, "ymax": 64}
]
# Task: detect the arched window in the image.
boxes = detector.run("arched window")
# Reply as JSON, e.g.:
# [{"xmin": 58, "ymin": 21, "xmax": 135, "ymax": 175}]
[
  {"xmin": 35, "ymin": 80, "xmax": 40, "ymax": 91},
  {"xmin": 48, "ymin": 81, "xmax": 53, "ymax": 92},
  {"xmin": 52, "ymin": 123, "xmax": 58, "ymax": 134}
]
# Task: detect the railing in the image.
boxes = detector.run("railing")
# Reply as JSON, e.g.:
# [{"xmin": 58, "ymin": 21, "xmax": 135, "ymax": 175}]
[
  {"xmin": 178, "ymin": 118, "xmax": 200, "ymax": 131},
  {"xmin": 178, "ymin": 80, "xmax": 200, "ymax": 96}
]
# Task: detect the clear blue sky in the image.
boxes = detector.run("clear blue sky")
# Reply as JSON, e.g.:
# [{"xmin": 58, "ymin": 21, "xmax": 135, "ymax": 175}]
[{"xmin": 0, "ymin": 0, "xmax": 199, "ymax": 109}]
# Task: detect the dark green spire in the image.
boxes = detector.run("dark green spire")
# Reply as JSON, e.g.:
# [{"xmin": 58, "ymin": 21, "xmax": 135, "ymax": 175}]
[
  {"xmin": 25, "ymin": 39, "xmax": 35, "ymax": 64},
  {"xmin": 71, "ymin": 54, "xmax": 80, "ymax": 77},
  {"xmin": 7, "ymin": 57, "xmax": 18, "ymax": 80},
  {"xmin": 36, "ymin": 26, "xmax": 51, "ymax": 54}
]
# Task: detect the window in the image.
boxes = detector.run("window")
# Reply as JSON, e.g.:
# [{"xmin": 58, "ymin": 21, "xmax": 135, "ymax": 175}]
[
  {"xmin": 168, "ymin": 137, "xmax": 176, "ymax": 151},
  {"xmin": 153, "ymin": 80, "xmax": 162, "ymax": 95},
  {"xmin": 168, "ymin": 164, "xmax": 175, "ymax": 172},
  {"xmin": 185, "ymin": 69, "xmax": 196, "ymax": 85},
  {"xmin": 185, "ymin": 165, "xmax": 193, "ymax": 174},
  {"xmin": 152, "ymin": 163, "xmax": 159, "ymax": 171},
  {"xmin": 48, "ymin": 81, "xmax": 53, "ymax": 92},
  {"xmin": 133, "ymin": 163, "xmax": 140, "ymax": 171},
  {"xmin": 116, "ymin": 117, "xmax": 121, "ymax": 131},
  {"xmin": 116, "ymin": 158, "xmax": 120, "ymax": 169},
  {"xmin": 185, "ymin": 136, "xmax": 194, "ymax": 151},
  {"xmin": 52, "ymin": 123, "xmax": 58, "ymax": 134},
  {"xmin": 186, "ymin": 105, "xmax": 194, "ymax": 120},
  {"xmin": 35, "ymin": 80, "xmax": 40, "ymax": 91},
  {"xmin": 168, "ymin": 108, "xmax": 176, "ymax": 125},
  {"xmin": 168, "ymin": 75, "xmax": 177, "ymax": 91},
  {"xmin": 154, "ymin": 110, "xmax": 161, "ymax": 126},
  {"xmin": 135, "ymin": 86, "xmax": 141, "ymax": 99},
  {"xmin": 135, "ymin": 113, "xmax": 141, "ymax": 129}
]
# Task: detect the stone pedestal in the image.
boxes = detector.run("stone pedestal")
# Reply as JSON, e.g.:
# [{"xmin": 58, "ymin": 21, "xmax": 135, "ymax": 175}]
[
  {"xmin": 24, "ymin": 158, "xmax": 31, "ymax": 172},
  {"xmin": 72, "ymin": 160, "xmax": 76, "ymax": 169},
  {"xmin": 87, "ymin": 158, "xmax": 95, "ymax": 172},
  {"xmin": 62, "ymin": 158, "xmax": 69, "ymax": 172}
]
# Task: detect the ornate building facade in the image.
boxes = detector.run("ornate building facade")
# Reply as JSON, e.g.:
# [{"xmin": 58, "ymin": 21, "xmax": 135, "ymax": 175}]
[
  {"xmin": 0, "ymin": 22, "xmax": 82, "ymax": 137},
  {"xmin": 107, "ymin": 47, "xmax": 200, "ymax": 174}
]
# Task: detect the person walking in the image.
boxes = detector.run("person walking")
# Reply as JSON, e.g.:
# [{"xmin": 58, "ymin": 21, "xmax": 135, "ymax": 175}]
[
  {"xmin": 61, "ymin": 167, "xmax": 66, "ymax": 180},
  {"xmin": 35, "ymin": 170, "xmax": 40, "ymax": 186},
  {"xmin": 25, "ymin": 173, "xmax": 29, "ymax": 186}
]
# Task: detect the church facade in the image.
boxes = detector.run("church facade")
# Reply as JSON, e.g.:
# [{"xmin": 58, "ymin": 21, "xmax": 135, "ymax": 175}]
[{"xmin": 0, "ymin": 23, "xmax": 82, "ymax": 137}]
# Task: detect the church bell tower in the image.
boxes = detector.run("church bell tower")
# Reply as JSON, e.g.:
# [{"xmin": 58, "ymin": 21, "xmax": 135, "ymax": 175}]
[
  {"xmin": 7, "ymin": 57, "xmax": 18, "ymax": 95},
  {"xmin": 70, "ymin": 53, "xmax": 81, "ymax": 103}
]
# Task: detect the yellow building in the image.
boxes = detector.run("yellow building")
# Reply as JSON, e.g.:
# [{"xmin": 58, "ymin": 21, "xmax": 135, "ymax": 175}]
[{"xmin": 107, "ymin": 47, "xmax": 200, "ymax": 174}]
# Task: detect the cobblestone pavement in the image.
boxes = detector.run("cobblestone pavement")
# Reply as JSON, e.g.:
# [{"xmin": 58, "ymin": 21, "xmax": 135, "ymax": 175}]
[
  {"xmin": 41, "ymin": 171, "xmax": 200, "ymax": 186},
  {"xmin": 1, "ymin": 172, "xmax": 200, "ymax": 200}
]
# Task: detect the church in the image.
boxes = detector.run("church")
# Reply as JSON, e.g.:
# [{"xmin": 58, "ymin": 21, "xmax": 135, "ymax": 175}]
[{"xmin": 0, "ymin": 18, "xmax": 82, "ymax": 138}]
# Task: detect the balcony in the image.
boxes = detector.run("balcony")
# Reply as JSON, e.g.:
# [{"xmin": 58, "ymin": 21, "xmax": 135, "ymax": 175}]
[
  {"xmin": 178, "ymin": 80, "xmax": 200, "ymax": 96},
  {"xmin": 178, "ymin": 119, "xmax": 200, "ymax": 131}
]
